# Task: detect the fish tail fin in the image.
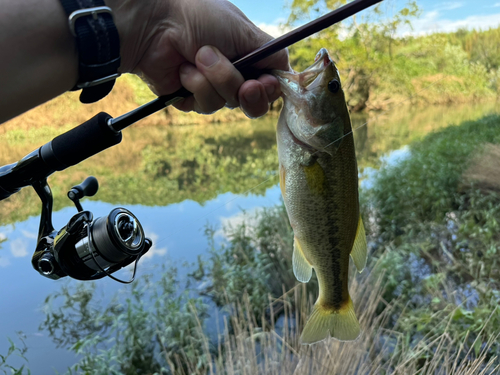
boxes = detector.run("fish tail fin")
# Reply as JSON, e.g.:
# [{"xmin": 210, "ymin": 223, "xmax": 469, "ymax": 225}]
[{"xmin": 300, "ymin": 295, "xmax": 360, "ymax": 344}]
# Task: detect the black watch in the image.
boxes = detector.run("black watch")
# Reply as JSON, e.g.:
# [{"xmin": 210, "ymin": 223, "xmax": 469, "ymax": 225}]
[{"xmin": 60, "ymin": 0, "xmax": 121, "ymax": 103}]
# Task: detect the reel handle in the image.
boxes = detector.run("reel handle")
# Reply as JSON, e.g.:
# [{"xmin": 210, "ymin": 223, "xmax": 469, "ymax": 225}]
[{"xmin": 68, "ymin": 176, "xmax": 99, "ymax": 200}]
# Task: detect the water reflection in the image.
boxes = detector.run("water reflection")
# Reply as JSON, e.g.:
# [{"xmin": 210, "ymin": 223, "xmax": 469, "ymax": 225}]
[{"xmin": 0, "ymin": 101, "xmax": 499, "ymax": 373}]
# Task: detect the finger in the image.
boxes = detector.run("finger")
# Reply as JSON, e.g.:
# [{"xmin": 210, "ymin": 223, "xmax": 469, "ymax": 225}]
[
  {"xmin": 173, "ymin": 96, "xmax": 195, "ymax": 112},
  {"xmin": 195, "ymin": 46, "xmax": 244, "ymax": 108},
  {"xmin": 239, "ymin": 80, "xmax": 269, "ymax": 119},
  {"xmin": 178, "ymin": 62, "xmax": 226, "ymax": 114},
  {"xmin": 256, "ymin": 74, "xmax": 282, "ymax": 103}
]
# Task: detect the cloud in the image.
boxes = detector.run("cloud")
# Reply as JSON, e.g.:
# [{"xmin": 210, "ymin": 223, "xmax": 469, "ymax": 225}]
[
  {"xmin": 257, "ymin": 19, "xmax": 290, "ymax": 38},
  {"xmin": 216, "ymin": 207, "xmax": 264, "ymax": 240},
  {"xmin": 140, "ymin": 232, "xmax": 167, "ymax": 260},
  {"xmin": 21, "ymin": 230, "xmax": 37, "ymax": 239},
  {"xmin": 400, "ymin": 11, "xmax": 500, "ymax": 35},
  {"xmin": 10, "ymin": 238, "xmax": 28, "ymax": 258},
  {"xmin": 434, "ymin": 2, "xmax": 464, "ymax": 11},
  {"xmin": 493, "ymin": 3, "xmax": 500, "ymax": 8}
]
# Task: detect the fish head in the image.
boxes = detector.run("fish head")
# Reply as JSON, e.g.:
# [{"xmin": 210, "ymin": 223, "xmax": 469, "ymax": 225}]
[{"xmin": 274, "ymin": 48, "xmax": 349, "ymax": 155}]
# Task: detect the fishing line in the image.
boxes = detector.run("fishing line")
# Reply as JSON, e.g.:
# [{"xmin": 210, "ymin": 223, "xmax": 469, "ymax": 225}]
[
  {"xmin": 150, "ymin": 73, "xmax": 448, "ymax": 250},
  {"xmin": 312, "ymin": 74, "xmax": 449, "ymax": 158},
  {"xmin": 142, "ymin": 73, "xmax": 457, "ymax": 370}
]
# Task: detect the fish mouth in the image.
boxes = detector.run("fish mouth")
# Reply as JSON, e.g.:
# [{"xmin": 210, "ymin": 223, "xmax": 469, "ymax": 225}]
[
  {"xmin": 274, "ymin": 48, "xmax": 343, "ymax": 155},
  {"xmin": 273, "ymin": 48, "xmax": 332, "ymax": 96},
  {"xmin": 273, "ymin": 49, "xmax": 333, "ymax": 148}
]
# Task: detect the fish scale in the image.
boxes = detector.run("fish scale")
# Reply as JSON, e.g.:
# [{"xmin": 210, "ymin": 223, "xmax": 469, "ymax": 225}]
[{"xmin": 274, "ymin": 48, "xmax": 367, "ymax": 344}]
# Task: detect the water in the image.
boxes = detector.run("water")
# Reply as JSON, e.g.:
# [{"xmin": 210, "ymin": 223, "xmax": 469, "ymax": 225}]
[{"xmin": 0, "ymin": 101, "xmax": 498, "ymax": 373}]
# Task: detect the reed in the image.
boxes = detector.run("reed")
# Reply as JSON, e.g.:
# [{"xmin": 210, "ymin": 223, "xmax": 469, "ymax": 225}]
[{"xmin": 165, "ymin": 264, "xmax": 499, "ymax": 375}]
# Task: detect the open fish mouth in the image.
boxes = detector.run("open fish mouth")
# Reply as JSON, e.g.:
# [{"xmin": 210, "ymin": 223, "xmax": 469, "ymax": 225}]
[
  {"xmin": 274, "ymin": 48, "xmax": 345, "ymax": 155},
  {"xmin": 274, "ymin": 48, "xmax": 332, "ymax": 96},
  {"xmin": 273, "ymin": 49, "xmax": 333, "ymax": 149}
]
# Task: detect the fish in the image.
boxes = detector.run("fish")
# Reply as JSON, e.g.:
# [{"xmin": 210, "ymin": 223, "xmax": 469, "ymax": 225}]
[{"xmin": 274, "ymin": 48, "xmax": 367, "ymax": 344}]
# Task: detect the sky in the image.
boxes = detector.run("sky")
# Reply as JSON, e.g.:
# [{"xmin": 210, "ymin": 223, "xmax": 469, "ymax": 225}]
[{"xmin": 229, "ymin": 0, "xmax": 500, "ymax": 37}]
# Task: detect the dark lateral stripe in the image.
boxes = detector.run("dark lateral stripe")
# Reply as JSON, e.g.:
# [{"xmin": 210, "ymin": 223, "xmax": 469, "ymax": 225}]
[{"xmin": 326, "ymin": 223, "xmax": 345, "ymax": 310}]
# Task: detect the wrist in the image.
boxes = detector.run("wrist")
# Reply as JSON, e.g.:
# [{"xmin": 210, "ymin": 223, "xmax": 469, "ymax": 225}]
[{"xmin": 104, "ymin": 0, "xmax": 164, "ymax": 74}]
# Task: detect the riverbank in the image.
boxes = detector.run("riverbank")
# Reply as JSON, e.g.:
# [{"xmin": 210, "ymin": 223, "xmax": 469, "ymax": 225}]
[{"xmin": 15, "ymin": 113, "xmax": 499, "ymax": 374}]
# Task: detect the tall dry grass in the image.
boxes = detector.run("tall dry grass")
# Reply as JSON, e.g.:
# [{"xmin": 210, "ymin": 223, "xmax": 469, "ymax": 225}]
[{"xmin": 164, "ymin": 264, "xmax": 499, "ymax": 375}]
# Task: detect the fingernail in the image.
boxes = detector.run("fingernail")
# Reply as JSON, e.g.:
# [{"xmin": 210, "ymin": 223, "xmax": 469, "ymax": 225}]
[
  {"xmin": 198, "ymin": 46, "xmax": 220, "ymax": 68},
  {"xmin": 244, "ymin": 86, "xmax": 261, "ymax": 104}
]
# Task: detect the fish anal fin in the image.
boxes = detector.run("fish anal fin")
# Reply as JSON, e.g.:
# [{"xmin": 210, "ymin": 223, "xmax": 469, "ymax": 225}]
[
  {"xmin": 350, "ymin": 216, "xmax": 367, "ymax": 273},
  {"xmin": 293, "ymin": 237, "xmax": 313, "ymax": 283},
  {"xmin": 301, "ymin": 296, "xmax": 360, "ymax": 344}
]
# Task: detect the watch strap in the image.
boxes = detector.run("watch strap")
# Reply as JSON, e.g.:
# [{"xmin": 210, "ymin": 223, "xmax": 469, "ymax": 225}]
[{"xmin": 60, "ymin": 0, "xmax": 121, "ymax": 103}]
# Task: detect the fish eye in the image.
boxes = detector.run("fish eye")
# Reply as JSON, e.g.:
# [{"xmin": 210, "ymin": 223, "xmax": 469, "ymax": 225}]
[{"xmin": 328, "ymin": 79, "xmax": 340, "ymax": 93}]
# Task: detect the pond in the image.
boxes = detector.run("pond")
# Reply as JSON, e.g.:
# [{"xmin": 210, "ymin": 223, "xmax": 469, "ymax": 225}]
[{"xmin": 0, "ymin": 101, "xmax": 499, "ymax": 373}]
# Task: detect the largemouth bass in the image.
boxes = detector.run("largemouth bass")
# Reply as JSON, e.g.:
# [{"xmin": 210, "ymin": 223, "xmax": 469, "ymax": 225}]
[{"xmin": 274, "ymin": 48, "xmax": 367, "ymax": 344}]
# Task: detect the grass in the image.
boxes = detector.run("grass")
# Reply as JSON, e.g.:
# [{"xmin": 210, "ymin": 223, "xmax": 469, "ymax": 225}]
[
  {"xmin": 36, "ymin": 255, "xmax": 500, "ymax": 375},
  {"xmin": 15, "ymin": 114, "xmax": 497, "ymax": 375}
]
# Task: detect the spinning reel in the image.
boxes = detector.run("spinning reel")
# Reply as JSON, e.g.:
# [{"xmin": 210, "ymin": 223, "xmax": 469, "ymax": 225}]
[
  {"xmin": 0, "ymin": 114, "xmax": 152, "ymax": 282},
  {"xmin": 32, "ymin": 176, "xmax": 152, "ymax": 282}
]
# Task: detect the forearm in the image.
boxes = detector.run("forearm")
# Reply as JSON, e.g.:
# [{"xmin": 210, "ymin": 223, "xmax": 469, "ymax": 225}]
[
  {"xmin": 0, "ymin": 0, "xmax": 287, "ymax": 124},
  {"xmin": 0, "ymin": 0, "xmax": 78, "ymax": 124}
]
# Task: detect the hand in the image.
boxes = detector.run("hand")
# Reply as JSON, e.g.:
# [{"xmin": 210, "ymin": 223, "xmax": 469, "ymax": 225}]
[{"xmin": 108, "ymin": 0, "xmax": 289, "ymax": 118}]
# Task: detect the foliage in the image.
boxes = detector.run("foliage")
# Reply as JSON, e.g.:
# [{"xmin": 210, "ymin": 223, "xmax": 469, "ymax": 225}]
[
  {"xmin": 190, "ymin": 205, "xmax": 313, "ymax": 320},
  {"xmin": 369, "ymin": 114, "xmax": 500, "ymax": 236},
  {"xmin": 24, "ymin": 114, "xmax": 500, "ymax": 374},
  {"xmin": 364, "ymin": 114, "xmax": 500, "ymax": 358},
  {"xmin": 0, "ymin": 118, "xmax": 279, "ymax": 225},
  {"xmin": 40, "ymin": 266, "xmax": 209, "ymax": 375},
  {"xmin": 0, "ymin": 334, "xmax": 30, "ymax": 375},
  {"xmin": 287, "ymin": 1, "xmax": 499, "ymax": 111}
]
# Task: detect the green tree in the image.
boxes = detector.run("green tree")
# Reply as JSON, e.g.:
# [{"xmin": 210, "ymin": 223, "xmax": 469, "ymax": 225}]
[{"xmin": 287, "ymin": 0, "xmax": 420, "ymax": 111}]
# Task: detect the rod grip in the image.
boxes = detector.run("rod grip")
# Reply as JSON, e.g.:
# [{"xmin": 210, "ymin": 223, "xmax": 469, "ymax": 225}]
[{"xmin": 41, "ymin": 112, "xmax": 122, "ymax": 170}]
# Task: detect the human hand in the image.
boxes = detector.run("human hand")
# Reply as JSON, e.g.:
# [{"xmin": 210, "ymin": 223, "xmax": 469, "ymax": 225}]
[{"xmin": 107, "ymin": 0, "xmax": 289, "ymax": 118}]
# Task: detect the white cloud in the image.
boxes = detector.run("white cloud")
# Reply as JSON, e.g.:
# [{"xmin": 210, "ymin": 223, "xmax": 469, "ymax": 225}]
[
  {"xmin": 400, "ymin": 11, "xmax": 500, "ymax": 35},
  {"xmin": 141, "ymin": 232, "xmax": 167, "ymax": 260},
  {"xmin": 216, "ymin": 207, "xmax": 264, "ymax": 240},
  {"xmin": 435, "ymin": 2, "xmax": 464, "ymax": 11},
  {"xmin": 10, "ymin": 238, "xmax": 28, "ymax": 258},
  {"xmin": 493, "ymin": 3, "xmax": 500, "ymax": 7},
  {"xmin": 21, "ymin": 230, "xmax": 37, "ymax": 239},
  {"xmin": 257, "ymin": 19, "xmax": 290, "ymax": 38}
]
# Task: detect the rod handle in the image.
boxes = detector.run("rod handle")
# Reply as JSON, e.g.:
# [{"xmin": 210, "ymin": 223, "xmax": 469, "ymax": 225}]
[{"xmin": 41, "ymin": 112, "xmax": 122, "ymax": 170}]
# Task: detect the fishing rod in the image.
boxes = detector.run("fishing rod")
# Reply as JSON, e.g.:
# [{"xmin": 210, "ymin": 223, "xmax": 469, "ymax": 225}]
[{"xmin": 0, "ymin": 0, "xmax": 382, "ymax": 283}]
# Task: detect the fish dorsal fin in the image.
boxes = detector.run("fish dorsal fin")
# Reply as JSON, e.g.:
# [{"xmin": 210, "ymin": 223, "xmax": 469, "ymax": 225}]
[
  {"xmin": 350, "ymin": 216, "xmax": 367, "ymax": 273},
  {"xmin": 293, "ymin": 237, "xmax": 313, "ymax": 283}
]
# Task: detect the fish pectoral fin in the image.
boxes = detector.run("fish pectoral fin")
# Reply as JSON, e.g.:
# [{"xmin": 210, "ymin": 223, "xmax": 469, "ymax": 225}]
[
  {"xmin": 300, "ymin": 296, "xmax": 360, "ymax": 344},
  {"xmin": 350, "ymin": 216, "xmax": 367, "ymax": 273},
  {"xmin": 293, "ymin": 237, "xmax": 313, "ymax": 283}
]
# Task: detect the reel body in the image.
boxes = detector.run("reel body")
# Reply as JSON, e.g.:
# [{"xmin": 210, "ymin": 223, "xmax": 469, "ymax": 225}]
[{"xmin": 31, "ymin": 177, "xmax": 152, "ymax": 282}]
